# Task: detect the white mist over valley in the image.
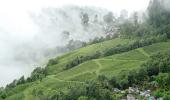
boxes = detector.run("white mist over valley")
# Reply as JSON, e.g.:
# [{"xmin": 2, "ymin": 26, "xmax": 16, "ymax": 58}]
[{"xmin": 0, "ymin": 0, "xmax": 149, "ymax": 86}]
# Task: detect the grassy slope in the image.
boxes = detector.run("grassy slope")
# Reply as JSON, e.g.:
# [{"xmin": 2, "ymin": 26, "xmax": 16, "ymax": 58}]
[
  {"xmin": 4, "ymin": 39, "xmax": 170, "ymax": 100},
  {"xmin": 48, "ymin": 38, "xmax": 130, "ymax": 74}
]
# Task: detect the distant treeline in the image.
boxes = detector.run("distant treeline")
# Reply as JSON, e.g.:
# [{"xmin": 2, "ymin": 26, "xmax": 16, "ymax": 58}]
[{"xmin": 120, "ymin": 0, "xmax": 170, "ymax": 39}]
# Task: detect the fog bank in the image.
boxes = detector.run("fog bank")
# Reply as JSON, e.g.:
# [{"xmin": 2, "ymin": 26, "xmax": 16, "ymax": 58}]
[{"xmin": 0, "ymin": 0, "xmax": 150, "ymax": 86}]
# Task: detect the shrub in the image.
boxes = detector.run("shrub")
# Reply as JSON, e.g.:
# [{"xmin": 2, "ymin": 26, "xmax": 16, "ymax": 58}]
[
  {"xmin": 29, "ymin": 67, "xmax": 48, "ymax": 82},
  {"xmin": 78, "ymin": 96, "xmax": 88, "ymax": 100},
  {"xmin": 0, "ymin": 91, "xmax": 7, "ymax": 99},
  {"xmin": 47, "ymin": 59, "xmax": 58, "ymax": 66},
  {"xmin": 154, "ymin": 90, "xmax": 163, "ymax": 98},
  {"xmin": 164, "ymin": 94, "xmax": 170, "ymax": 100}
]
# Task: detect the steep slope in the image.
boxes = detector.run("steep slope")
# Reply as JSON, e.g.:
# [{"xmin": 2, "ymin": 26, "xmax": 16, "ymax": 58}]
[
  {"xmin": 47, "ymin": 38, "xmax": 131, "ymax": 74},
  {"xmin": 3, "ymin": 39, "xmax": 170, "ymax": 100}
]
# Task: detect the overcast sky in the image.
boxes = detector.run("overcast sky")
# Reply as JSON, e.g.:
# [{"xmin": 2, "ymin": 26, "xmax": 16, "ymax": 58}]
[
  {"xmin": 0, "ymin": 0, "xmax": 150, "ymax": 14},
  {"xmin": 0, "ymin": 0, "xmax": 150, "ymax": 42},
  {"xmin": 0, "ymin": 0, "xmax": 150, "ymax": 39}
]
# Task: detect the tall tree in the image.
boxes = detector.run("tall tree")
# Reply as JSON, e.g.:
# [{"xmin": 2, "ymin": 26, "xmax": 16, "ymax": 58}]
[{"xmin": 148, "ymin": 0, "xmax": 170, "ymax": 38}]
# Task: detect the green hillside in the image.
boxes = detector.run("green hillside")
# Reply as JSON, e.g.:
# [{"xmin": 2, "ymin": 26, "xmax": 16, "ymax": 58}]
[
  {"xmin": 2, "ymin": 38, "xmax": 170, "ymax": 100},
  {"xmin": 47, "ymin": 38, "xmax": 131, "ymax": 74},
  {"xmin": 2, "ymin": 0, "xmax": 170, "ymax": 99}
]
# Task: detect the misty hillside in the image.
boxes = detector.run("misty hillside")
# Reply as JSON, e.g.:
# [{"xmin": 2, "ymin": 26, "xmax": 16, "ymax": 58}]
[
  {"xmin": 1, "ymin": 0, "xmax": 170, "ymax": 100},
  {"xmin": 1, "ymin": 35, "xmax": 170, "ymax": 100},
  {"xmin": 19, "ymin": 6, "xmax": 120, "ymax": 64},
  {"xmin": 0, "ymin": 6, "xmax": 120, "ymax": 86}
]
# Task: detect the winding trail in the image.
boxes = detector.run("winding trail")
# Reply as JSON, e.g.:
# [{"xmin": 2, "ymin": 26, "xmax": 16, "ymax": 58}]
[
  {"xmin": 94, "ymin": 60, "xmax": 102, "ymax": 75},
  {"xmin": 23, "ymin": 48, "xmax": 150, "ymax": 100},
  {"xmin": 99, "ymin": 58, "xmax": 144, "ymax": 62},
  {"xmin": 47, "ymin": 75, "xmax": 85, "ymax": 84},
  {"xmin": 137, "ymin": 48, "xmax": 150, "ymax": 57},
  {"xmin": 64, "ymin": 71, "xmax": 94, "ymax": 80}
]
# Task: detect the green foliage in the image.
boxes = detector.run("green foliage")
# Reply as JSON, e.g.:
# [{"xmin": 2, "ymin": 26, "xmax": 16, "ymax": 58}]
[
  {"xmin": 0, "ymin": 91, "xmax": 7, "ymax": 99},
  {"xmin": 65, "ymin": 51, "xmax": 102, "ymax": 70},
  {"xmin": 164, "ymin": 94, "xmax": 170, "ymax": 100},
  {"xmin": 148, "ymin": 0, "xmax": 170, "ymax": 38},
  {"xmin": 66, "ymin": 86, "xmax": 86, "ymax": 100},
  {"xmin": 148, "ymin": 0, "xmax": 170, "ymax": 27},
  {"xmin": 119, "ymin": 0, "xmax": 170, "ymax": 39},
  {"xmin": 118, "ymin": 78, "xmax": 129, "ymax": 89},
  {"xmin": 48, "ymin": 38, "xmax": 130, "ymax": 74},
  {"xmin": 120, "ymin": 21, "xmax": 136, "ymax": 38},
  {"xmin": 109, "ymin": 76, "xmax": 117, "ymax": 87},
  {"xmin": 6, "ymin": 80, "xmax": 17, "ymax": 89},
  {"xmin": 108, "ymin": 50, "xmax": 170, "ymax": 90},
  {"xmin": 156, "ymin": 73, "xmax": 170, "ymax": 88},
  {"xmin": 125, "ymin": 51, "xmax": 170, "ymax": 89},
  {"xmin": 5, "ymin": 92, "xmax": 25, "ymax": 100},
  {"xmin": 48, "ymin": 92, "xmax": 66, "ymax": 100},
  {"xmin": 77, "ymin": 96, "xmax": 88, "ymax": 100},
  {"xmin": 127, "ymin": 70, "xmax": 138, "ymax": 85},
  {"xmin": 47, "ymin": 59, "xmax": 58, "ymax": 66},
  {"xmin": 97, "ymin": 75, "xmax": 111, "ymax": 89},
  {"xmin": 2, "ymin": 36, "xmax": 170, "ymax": 100},
  {"xmin": 45, "ymin": 81, "xmax": 113, "ymax": 100},
  {"xmin": 142, "ymin": 51, "xmax": 170, "ymax": 77},
  {"xmin": 29, "ymin": 67, "xmax": 48, "ymax": 82},
  {"xmin": 16, "ymin": 76, "xmax": 25, "ymax": 85},
  {"xmin": 65, "ymin": 35, "xmax": 167, "ymax": 70},
  {"xmin": 104, "ymin": 35, "xmax": 167, "ymax": 56},
  {"xmin": 154, "ymin": 90, "xmax": 164, "ymax": 98},
  {"xmin": 6, "ymin": 76, "xmax": 26, "ymax": 90},
  {"xmin": 85, "ymin": 82, "xmax": 113, "ymax": 100},
  {"xmin": 32, "ymin": 88, "xmax": 48, "ymax": 100}
]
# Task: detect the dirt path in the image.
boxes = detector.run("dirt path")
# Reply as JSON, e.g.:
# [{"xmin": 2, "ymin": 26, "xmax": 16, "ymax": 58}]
[
  {"xmin": 137, "ymin": 48, "xmax": 150, "ymax": 57},
  {"xmin": 94, "ymin": 60, "xmax": 102, "ymax": 75}
]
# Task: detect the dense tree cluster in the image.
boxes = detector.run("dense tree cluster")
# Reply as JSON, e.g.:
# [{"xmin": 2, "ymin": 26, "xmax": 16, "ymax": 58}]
[
  {"xmin": 28, "ymin": 67, "xmax": 48, "ymax": 82},
  {"xmin": 24, "ymin": 76, "xmax": 114, "ymax": 100},
  {"xmin": 59, "ymin": 51, "xmax": 170, "ymax": 100},
  {"xmin": 120, "ymin": 0, "xmax": 170, "ymax": 39},
  {"xmin": 104, "ymin": 34, "xmax": 167, "ymax": 56},
  {"xmin": 46, "ymin": 81, "xmax": 114, "ymax": 100},
  {"xmin": 47, "ymin": 59, "xmax": 58, "ymax": 66},
  {"xmin": 5, "ymin": 67, "xmax": 48, "ymax": 90},
  {"xmin": 148, "ymin": 0, "xmax": 170, "ymax": 38},
  {"xmin": 0, "ymin": 67, "xmax": 48, "ymax": 99},
  {"xmin": 6, "ymin": 76, "xmax": 25, "ymax": 89},
  {"xmin": 120, "ymin": 22, "xmax": 154, "ymax": 38},
  {"xmin": 117, "ymin": 51, "xmax": 170, "ymax": 88},
  {"xmin": 57, "ymin": 50, "xmax": 170, "ymax": 99},
  {"xmin": 0, "ymin": 88, "xmax": 6, "ymax": 99},
  {"xmin": 108, "ymin": 51, "xmax": 170, "ymax": 98}
]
